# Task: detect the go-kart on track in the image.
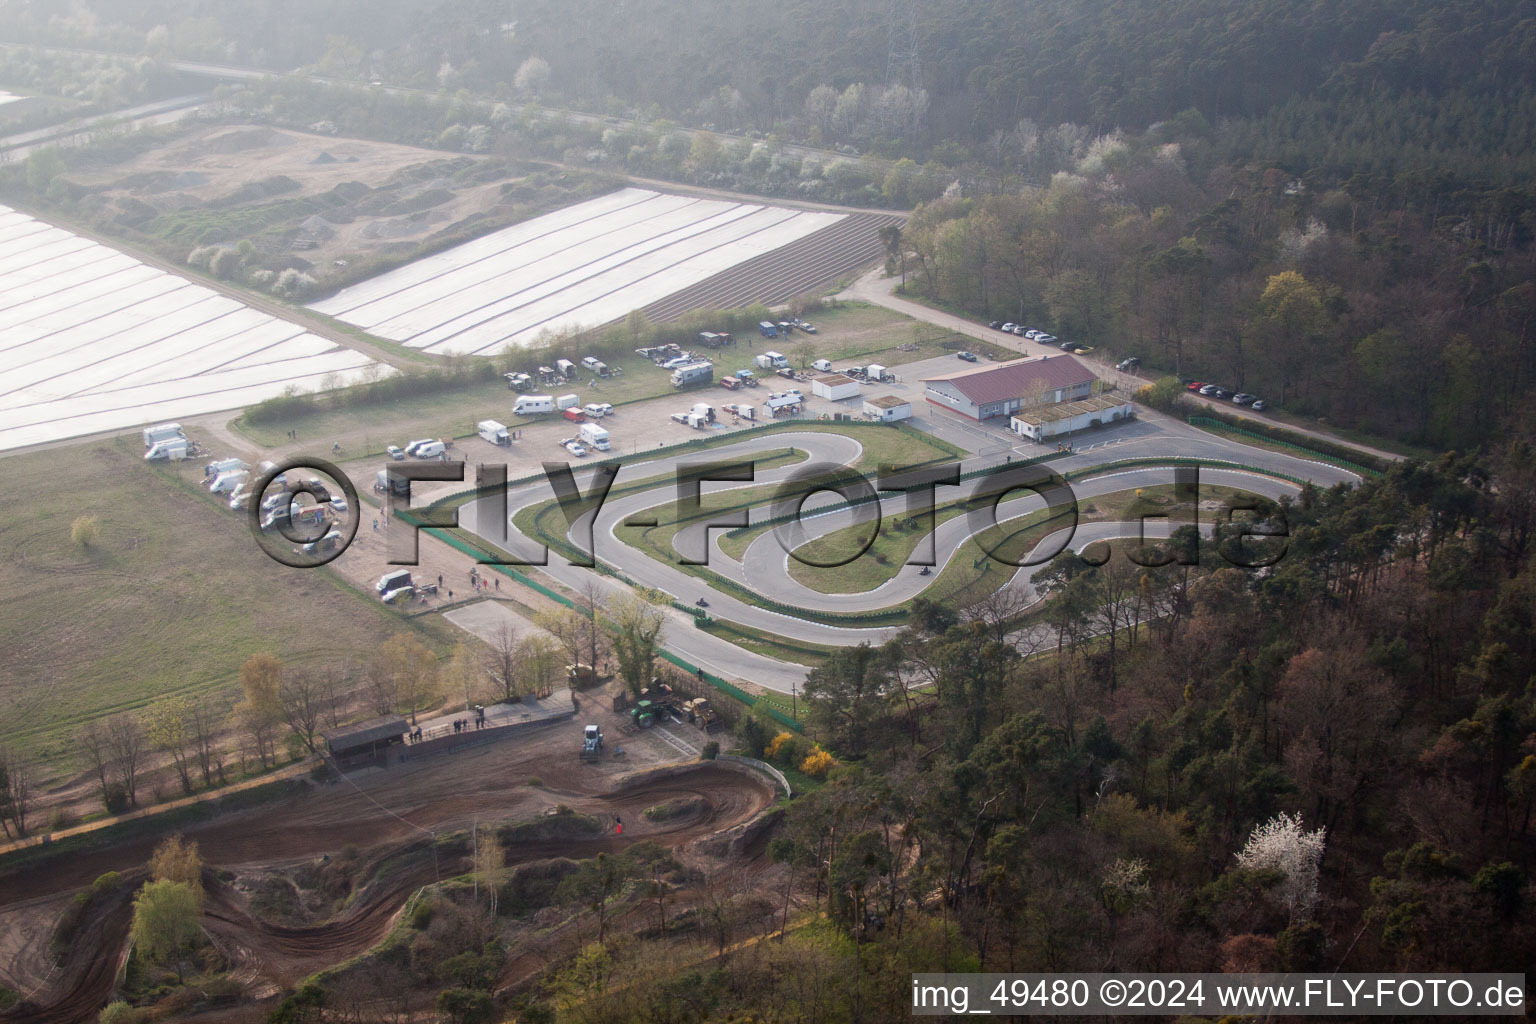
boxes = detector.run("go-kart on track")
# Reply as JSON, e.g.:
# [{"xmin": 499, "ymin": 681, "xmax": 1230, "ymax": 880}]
[
  {"xmin": 309, "ymin": 187, "xmax": 845, "ymax": 356},
  {"xmin": 0, "ymin": 758, "xmax": 775, "ymax": 1024},
  {"xmin": 461, "ymin": 420, "xmax": 1362, "ymax": 691}
]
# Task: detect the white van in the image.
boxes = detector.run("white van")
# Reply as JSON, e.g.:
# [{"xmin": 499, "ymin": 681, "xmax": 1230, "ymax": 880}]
[
  {"xmin": 582, "ymin": 403, "xmax": 607, "ymax": 419},
  {"xmin": 477, "ymin": 419, "xmax": 510, "ymax": 445},
  {"xmin": 581, "ymin": 356, "xmax": 602, "ymax": 371},
  {"xmin": 376, "ymin": 569, "xmax": 413, "ymax": 594},
  {"xmin": 414, "ymin": 440, "xmax": 446, "ymax": 459},
  {"xmin": 205, "ymin": 457, "xmax": 247, "ymax": 481},
  {"xmin": 514, "ymin": 395, "xmax": 555, "ymax": 415},
  {"xmin": 209, "ymin": 470, "xmax": 249, "ymax": 495},
  {"xmin": 144, "ymin": 437, "xmax": 190, "ymax": 461},
  {"xmin": 555, "ymin": 358, "xmax": 577, "ymax": 379},
  {"xmin": 811, "ymin": 358, "xmax": 833, "ymax": 372}
]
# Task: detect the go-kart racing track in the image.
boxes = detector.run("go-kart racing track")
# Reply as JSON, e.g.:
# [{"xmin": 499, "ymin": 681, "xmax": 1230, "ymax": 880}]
[
  {"xmin": 459, "ymin": 414, "xmax": 1362, "ymax": 692},
  {"xmin": 0, "ymin": 759, "xmax": 775, "ymax": 1024}
]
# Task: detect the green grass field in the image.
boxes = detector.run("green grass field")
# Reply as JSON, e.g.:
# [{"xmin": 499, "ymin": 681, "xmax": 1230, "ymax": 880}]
[
  {"xmin": 233, "ymin": 301, "xmax": 968, "ymax": 456},
  {"xmin": 0, "ymin": 436, "xmax": 453, "ymax": 782}
]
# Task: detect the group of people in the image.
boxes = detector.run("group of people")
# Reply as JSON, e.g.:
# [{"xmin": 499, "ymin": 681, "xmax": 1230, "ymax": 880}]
[
  {"xmin": 405, "ymin": 726, "xmax": 424, "ymax": 742},
  {"xmin": 453, "ymin": 716, "xmax": 486, "ymax": 733}
]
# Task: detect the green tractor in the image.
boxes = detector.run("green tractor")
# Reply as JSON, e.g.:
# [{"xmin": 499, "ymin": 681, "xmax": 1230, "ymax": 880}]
[{"xmin": 631, "ymin": 700, "xmax": 659, "ymax": 728}]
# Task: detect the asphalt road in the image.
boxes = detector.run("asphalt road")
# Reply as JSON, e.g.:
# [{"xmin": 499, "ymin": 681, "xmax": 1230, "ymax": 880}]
[{"xmin": 461, "ymin": 415, "xmax": 1356, "ymax": 692}]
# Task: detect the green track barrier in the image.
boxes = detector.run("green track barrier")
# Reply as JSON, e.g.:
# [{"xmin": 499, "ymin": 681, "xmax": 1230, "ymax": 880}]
[{"xmin": 1187, "ymin": 416, "xmax": 1385, "ymax": 478}]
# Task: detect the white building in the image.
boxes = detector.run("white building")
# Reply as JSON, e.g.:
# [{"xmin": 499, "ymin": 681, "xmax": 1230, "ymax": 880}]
[
  {"xmin": 862, "ymin": 395, "xmax": 912, "ymax": 421},
  {"xmin": 811, "ymin": 373, "xmax": 861, "ymax": 401},
  {"xmin": 1010, "ymin": 394, "xmax": 1135, "ymax": 441}
]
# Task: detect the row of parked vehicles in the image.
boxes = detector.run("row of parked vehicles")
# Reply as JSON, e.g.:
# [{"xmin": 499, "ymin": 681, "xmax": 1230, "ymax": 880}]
[
  {"xmin": 990, "ymin": 321, "xmax": 1095, "ymax": 356},
  {"xmin": 505, "ymin": 355, "xmax": 621, "ymax": 393},
  {"xmin": 204, "ymin": 457, "xmax": 348, "ymax": 552},
  {"xmin": 1185, "ymin": 379, "xmax": 1268, "ymax": 411}
]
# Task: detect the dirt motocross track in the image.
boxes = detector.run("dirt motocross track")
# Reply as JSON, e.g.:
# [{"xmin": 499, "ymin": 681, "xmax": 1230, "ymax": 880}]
[{"xmin": 0, "ymin": 744, "xmax": 775, "ymax": 1024}]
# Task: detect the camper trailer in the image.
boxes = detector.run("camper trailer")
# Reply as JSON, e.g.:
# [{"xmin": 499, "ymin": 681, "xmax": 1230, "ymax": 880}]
[
  {"xmin": 670, "ymin": 361, "xmax": 714, "ymax": 388},
  {"xmin": 579, "ymin": 423, "xmax": 611, "ymax": 451},
  {"xmin": 513, "ymin": 395, "xmax": 555, "ymax": 415},
  {"xmin": 142, "ymin": 422, "xmax": 184, "ymax": 448}
]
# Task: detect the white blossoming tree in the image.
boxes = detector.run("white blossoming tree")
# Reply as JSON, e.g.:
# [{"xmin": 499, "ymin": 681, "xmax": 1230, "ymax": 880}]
[{"xmin": 1235, "ymin": 811, "xmax": 1326, "ymax": 921}]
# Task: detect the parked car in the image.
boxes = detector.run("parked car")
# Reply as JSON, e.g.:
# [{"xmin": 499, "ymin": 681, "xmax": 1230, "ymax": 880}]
[
  {"xmin": 957, "ymin": 351, "xmax": 978, "ymax": 362},
  {"xmin": 1000, "ymin": 322, "xmax": 1016, "ymax": 333},
  {"xmin": 1186, "ymin": 381, "xmax": 1205, "ymax": 391},
  {"xmin": 1036, "ymin": 334, "xmax": 1058, "ymax": 345},
  {"xmin": 1117, "ymin": 357, "xmax": 1141, "ymax": 372},
  {"xmin": 1251, "ymin": 399, "xmax": 1267, "ymax": 411},
  {"xmin": 1059, "ymin": 341, "xmax": 1077, "ymax": 351},
  {"xmin": 989, "ymin": 321, "xmax": 1004, "ymax": 329},
  {"xmin": 1024, "ymin": 329, "xmax": 1042, "ymax": 339},
  {"xmin": 329, "ymin": 496, "xmax": 349, "ymax": 514},
  {"xmin": 563, "ymin": 439, "xmax": 588, "ymax": 457},
  {"xmin": 1212, "ymin": 387, "xmax": 1233, "ymax": 399},
  {"xmin": 1199, "ymin": 384, "xmax": 1220, "ymax": 396},
  {"xmin": 1231, "ymin": 393, "xmax": 1255, "ymax": 405},
  {"xmin": 799, "ymin": 322, "xmax": 817, "ymax": 333},
  {"xmin": 386, "ymin": 445, "xmax": 405, "ymax": 460}
]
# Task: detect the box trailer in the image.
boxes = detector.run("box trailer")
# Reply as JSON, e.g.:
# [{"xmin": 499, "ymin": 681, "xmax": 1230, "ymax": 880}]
[
  {"xmin": 514, "ymin": 395, "xmax": 555, "ymax": 415},
  {"xmin": 864, "ymin": 363, "xmax": 889, "ymax": 382},
  {"xmin": 477, "ymin": 420, "xmax": 510, "ymax": 445},
  {"xmin": 671, "ymin": 361, "xmax": 714, "ymax": 388},
  {"xmin": 556, "ymin": 393, "xmax": 580, "ymax": 410},
  {"xmin": 579, "ymin": 423, "xmax": 611, "ymax": 451},
  {"xmin": 753, "ymin": 350, "xmax": 788, "ymax": 369}
]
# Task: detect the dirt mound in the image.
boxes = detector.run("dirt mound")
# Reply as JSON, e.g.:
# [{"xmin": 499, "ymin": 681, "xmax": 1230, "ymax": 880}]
[
  {"xmin": 311, "ymin": 151, "xmax": 338, "ymax": 165},
  {"xmin": 360, "ymin": 212, "xmax": 447, "ymax": 240},
  {"xmin": 378, "ymin": 187, "xmax": 453, "ymax": 217},
  {"xmin": 199, "ymin": 126, "xmax": 294, "ymax": 154}
]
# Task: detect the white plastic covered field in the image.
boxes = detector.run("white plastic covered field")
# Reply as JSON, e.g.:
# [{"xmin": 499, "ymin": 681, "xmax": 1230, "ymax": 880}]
[
  {"xmin": 0, "ymin": 205, "xmax": 386, "ymax": 452},
  {"xmin": 310, "ymin": 188, "xmax": 845, "ymax": 355}
]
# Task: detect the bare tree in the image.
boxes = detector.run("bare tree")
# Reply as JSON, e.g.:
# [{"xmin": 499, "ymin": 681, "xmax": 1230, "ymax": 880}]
[
  {"xmin": 236, "ymin": 653, "xmax": 284, "ymax": 768},
  {"xmin": 78, "ymin": 720, "xmax": 113, "ymax": 806},
  {"xmin": 0, "ymin": 746, "xmax": 34, "ymax": 836},
  {"xmin": 962, "ymin": 585, "xmax": 1035, "ymax": 646},
  {"xmin": 189, "ymin": 699, "xmax": 225, "ymax": 787},
  {"xmin": 516, "ymin": 633, "xmax": 562, "ymax": 699},
  {"xmin": 280, "ymin": 669, "xmax": 327, "ymax": 753},
  {"xmin": 482, "ymin": 625, "xmax": 522, "ymax": 702},
  {"xmin": 105, "ymin": 712, "xmax": 146, "ymax": 807}
]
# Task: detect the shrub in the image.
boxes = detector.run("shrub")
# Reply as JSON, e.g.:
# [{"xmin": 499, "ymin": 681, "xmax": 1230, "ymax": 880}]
[
  {"xmin": 99, "ymin": 1001, "xmax": 141, "ymax": 1024},
  {"xmin": 70, "ymin": 514, "xmax": 100, "ymax": 548},
  {"xmin": 765, "ymin": 732, "xmax": 794, "ymax": 760},
  {"xmin": 800, "ymin": 750, "xmax": 837, "ymax": 778}
]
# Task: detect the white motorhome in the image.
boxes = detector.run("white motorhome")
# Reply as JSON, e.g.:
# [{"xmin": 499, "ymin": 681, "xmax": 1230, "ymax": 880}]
[
  {"xmin": 204, "ymin": 457, "xmax": 247, "ymax": 481},
  {"xmin": 477, "ymin": 420, "xmax": 510, "ymax": 445},
  {"xmin": 579, "ymin": 423, "xmax": 611, "ymax": 451},
  {"xmin": 514, "ymin": 395, "xmax": 555, "ymax": 415},
  {"xmin": 144, "ymin": 437, "xmax": 191, "ymax": 461},
  {"xmin": 142, "ymin": 422, "xmax": 184, "ymax": 448}
]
